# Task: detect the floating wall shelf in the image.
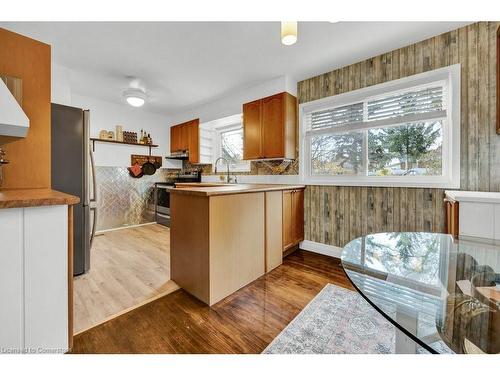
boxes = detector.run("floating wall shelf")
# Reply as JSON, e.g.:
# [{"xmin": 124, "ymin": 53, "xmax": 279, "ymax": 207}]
[{"xmin": 90, "ymin": 138, "xmax": 158, "ymax": 155}]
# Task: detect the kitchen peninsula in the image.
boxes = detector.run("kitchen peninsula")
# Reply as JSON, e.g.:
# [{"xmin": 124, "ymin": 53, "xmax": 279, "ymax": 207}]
[{"xmin": 170, "ymin": 183, "xmax": 305, "ymax": 305}]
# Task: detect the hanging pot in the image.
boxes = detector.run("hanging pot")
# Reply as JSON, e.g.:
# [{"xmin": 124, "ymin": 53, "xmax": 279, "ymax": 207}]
[{"xmin": 142, "ymin": 160, "xmax": 156, "ymax": 175}]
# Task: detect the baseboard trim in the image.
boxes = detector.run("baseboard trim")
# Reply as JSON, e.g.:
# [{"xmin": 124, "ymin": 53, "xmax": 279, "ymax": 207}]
[
  {"xmin": 299, "ymin": 240, "xmax": 343, "ymax": 259},
  {"xmin": 95, "ymin": 222, "xmax": 157, "ymax": 234}
]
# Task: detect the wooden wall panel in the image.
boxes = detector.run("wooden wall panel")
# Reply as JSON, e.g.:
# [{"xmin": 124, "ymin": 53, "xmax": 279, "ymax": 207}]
[
  {"xmin": 299, "ymin": 22, "xmax": 500, "ymax": 248},
  {"xmin": 0, "ymin": 28, "xmax": 51, "ymax": 189}
]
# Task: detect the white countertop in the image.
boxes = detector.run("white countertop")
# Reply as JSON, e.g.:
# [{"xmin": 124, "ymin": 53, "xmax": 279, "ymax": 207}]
[{"xmin": 445, "ymin": 190, "xmax": 500, "ymax": 203}]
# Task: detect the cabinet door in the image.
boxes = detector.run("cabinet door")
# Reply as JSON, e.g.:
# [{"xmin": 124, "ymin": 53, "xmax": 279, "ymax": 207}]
[
  {"xmin": 188, "ymin": 120, "xmax": 199, "ymax": 163},
  {"xmin": 282, "ymin": 190, "xmax": 294, "ymax": 251},
  {"xmin": 292, "ymin": 189, "xmax": 304, "ymax": 243},
  {"xmin": 180, "ymin": 124, "xmax": 189, "ymax": 151},
  {"xmin": 24, "ymin": 205, "xmax": 68, "ymax": 351},
  {"xmin": 266, "ymin": 191, "xmax": 283, "ymax": 272},
  {"xmin": 262, "ymin": 93, "xmax": 284, "ymax": 158},
  {"xmin": 243, "ymin": 99, "xmax": 262, "ymax": 159},
  {"xmin": 459, "ymin": 202, "xmax": 495, "ymax": 238},
  {"xmin": 0, "ymin": 208, "xmax": 23, "ymax": 349},
  {"xmin": 170, "ymin": 125, "xmax": 181, "ymax": 152}
]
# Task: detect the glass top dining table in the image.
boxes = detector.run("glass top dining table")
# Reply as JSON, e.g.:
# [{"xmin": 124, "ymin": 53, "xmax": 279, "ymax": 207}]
[{"xmin": 341, "ymin": 232, "xmax": 500, "ymax": 354}]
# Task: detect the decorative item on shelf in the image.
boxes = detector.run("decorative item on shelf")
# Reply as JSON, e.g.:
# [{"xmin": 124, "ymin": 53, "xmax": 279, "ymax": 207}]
[
  {"xmin": 99, "ymin": 129, "xmax": 109, "ymax": 140},
  {"xmin": 107, "ymin": 131, "xmax": 115, "ymax": 140},
  {"xmin": 116, "ymin": 125, "xmax": 123, "ymax": 142},
  {"xmin": 123, "ymin": 131, "xmax": 138, "ymax": 144}
]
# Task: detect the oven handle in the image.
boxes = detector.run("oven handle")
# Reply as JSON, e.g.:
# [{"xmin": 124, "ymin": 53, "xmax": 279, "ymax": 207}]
[{"xmin": 156, "ymin": 185, "xmax": 175, "ymax": 190}]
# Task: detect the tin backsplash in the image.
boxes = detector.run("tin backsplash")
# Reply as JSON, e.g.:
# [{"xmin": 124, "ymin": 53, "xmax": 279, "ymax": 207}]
[{"xmin": 95, "ymin": 167, "xmax": 176, "ymax": 231}]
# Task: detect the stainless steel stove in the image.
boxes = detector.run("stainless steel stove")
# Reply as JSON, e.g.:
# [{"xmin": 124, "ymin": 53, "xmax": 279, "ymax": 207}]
[{"xmin": 154, "ymin": 171, "xmax": 201, "ymax": 227}]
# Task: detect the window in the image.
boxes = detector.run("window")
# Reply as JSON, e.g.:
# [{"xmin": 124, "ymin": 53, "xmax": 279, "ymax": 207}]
[
  {"xmin": 217, "ymin": 124, "xmax": 250, "ymax": 172},
  {"xmin": 202, "ymin": 114, "xmax": 250, "ymax": 172},
  {"xmin": 300, "ymin": 64, "xmax": 460, "ymax": 188}
]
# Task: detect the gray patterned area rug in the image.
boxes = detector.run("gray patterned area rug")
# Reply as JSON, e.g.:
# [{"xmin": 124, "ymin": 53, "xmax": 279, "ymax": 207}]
[{"xmin": 263, "ymin": 284, "xmax": 451, "ymax": 354}]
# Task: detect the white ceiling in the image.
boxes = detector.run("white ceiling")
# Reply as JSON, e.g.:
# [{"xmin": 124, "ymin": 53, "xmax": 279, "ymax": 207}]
[{"xmin": 1, "ymin": 22, "xmax": 469, "ymax": 116}]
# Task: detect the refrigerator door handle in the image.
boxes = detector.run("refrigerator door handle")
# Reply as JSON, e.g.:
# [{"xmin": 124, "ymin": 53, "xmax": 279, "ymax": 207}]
[
  {"xmin": 89, "ymin": 206, "xmax": 97, "ymax": 250},
  {"xmin": 89, "ymin": 143, "xmax": 97, "ymax": 204},
  {"xmin": 83, "ymin": 110, "xmax": 90, "ymax": 206}
]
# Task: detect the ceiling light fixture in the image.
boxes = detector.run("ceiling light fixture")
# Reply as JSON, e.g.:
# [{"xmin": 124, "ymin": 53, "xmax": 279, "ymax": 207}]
[
  {"xmin": 281, "ymin": 21, "xmax": 298, "ymax": 46},
  {"xmin": 123, "ymin": 88, "xmax": 146, "ymax": 107}
]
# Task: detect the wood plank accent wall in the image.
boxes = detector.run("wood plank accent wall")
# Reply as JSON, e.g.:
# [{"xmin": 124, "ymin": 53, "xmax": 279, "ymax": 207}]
[
  {"xmin": 298, "ymin": 22, "xmax": 499, "ymax": 248},
  {"xmin": 0, "ymin": 28, "xmax": 51, "ymax": 189}
]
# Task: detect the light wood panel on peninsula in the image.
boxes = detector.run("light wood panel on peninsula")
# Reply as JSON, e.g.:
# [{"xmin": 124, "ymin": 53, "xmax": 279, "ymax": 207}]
[{"xmin": 170, "ymin": 184, "xmax": 304, "ymax": 305}]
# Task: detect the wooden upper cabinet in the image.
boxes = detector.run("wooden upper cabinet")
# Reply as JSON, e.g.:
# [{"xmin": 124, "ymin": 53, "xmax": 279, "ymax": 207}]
[
  {"xmin": 170, "ymin": 125, "xmax": 181, "ymax": 153},
  {"xmin": 262, "ymin": 94, "xmax": 284, "ymax": 158},
  {"xmin": 170, "ymin": 119, "xmax": 199, "ymax": 163},
  {"xmin": 243, "ymin": 99, "xmax": 262, "ymax": 160},
  {"xmin": 282, "ymin": 188, "xmax": 304, "ymax": 252},
  {"xmin": 243, "ymin": 92, "xmax": 297, "ymax": 160},
  {"xmin": 187, "ymin": 120, "xmax": 199, "ymax": 164}
]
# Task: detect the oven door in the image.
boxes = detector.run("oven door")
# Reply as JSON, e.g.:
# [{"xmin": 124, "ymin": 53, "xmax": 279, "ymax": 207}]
[{"xmin": 156, "ymin": 185, "xmax": 173, "ymax": 227}]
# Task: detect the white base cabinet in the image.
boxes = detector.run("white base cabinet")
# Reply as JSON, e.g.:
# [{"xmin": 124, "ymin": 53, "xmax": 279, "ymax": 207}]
[
  {"xmin": 445, "ymin": 191, "xmax": 500, "ymax": 240},
  {"xmin": 0, "ymin": 205, "xmax": 68, "ymax": 354},
  {"xmin": 459, "ymin": 202, "xmax": 497, "ymax": 239}
]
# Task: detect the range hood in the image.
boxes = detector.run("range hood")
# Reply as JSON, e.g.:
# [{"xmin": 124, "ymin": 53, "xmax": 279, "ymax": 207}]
[
  {"xmin": 165, "ymin": 150, "xmax": 189, "ymax": 160},
  {"xmin": 0, "ymin": 78, "xmax": 29, "ymax": 138}
]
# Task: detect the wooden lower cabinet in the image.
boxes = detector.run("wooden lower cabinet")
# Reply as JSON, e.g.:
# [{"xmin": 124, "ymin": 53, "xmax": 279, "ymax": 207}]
[
  {"xmin": 265, "ymin": 191, "xmax": 283, "ymax": 272},
  {"xmin": 283, "ymin": 189, "xmax": 304, "ymax": 252}
]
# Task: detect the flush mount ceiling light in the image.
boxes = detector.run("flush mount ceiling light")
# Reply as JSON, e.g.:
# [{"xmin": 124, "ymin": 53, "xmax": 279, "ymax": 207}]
[
  {"xmin": 281, "ymin": 21, "xmax": 298, "ymax": 46},
  {"xmin": 123, "ymin": 88, "xmax": 146, "ymax": 107}
]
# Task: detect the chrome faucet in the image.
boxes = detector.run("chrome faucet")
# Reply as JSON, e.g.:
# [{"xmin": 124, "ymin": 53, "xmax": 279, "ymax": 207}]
[{"xmin": 214, "ymin": 157, "xmax": 235, "ymax": 183}]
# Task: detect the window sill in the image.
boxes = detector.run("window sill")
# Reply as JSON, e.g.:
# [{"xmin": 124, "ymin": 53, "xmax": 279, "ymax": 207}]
[{"xmin": 301, "ymin": 176, "xmax": 460, "ymax": 189}]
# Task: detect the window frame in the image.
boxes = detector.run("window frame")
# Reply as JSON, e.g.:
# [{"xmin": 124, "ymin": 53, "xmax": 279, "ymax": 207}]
[
  {"xmin": 211, "ymin": 115, "xmax": 251, "ymax": 173},
  {"xmin": 299, "ymin": 64, "xmax": 461, "ymax": 188}
]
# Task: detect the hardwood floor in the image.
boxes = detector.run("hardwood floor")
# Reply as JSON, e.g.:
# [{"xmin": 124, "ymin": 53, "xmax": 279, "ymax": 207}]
[
  {"xmin": 71, "ymin": 250, "xmax": 353, "ymax": 353},
  {"xmin": 73, "ymin": 224, "xmax": 179, "ymax": 333}
]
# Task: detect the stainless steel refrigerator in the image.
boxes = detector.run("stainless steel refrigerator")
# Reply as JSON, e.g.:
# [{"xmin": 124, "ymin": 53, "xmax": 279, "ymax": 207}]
[{"xmin": 51, "ymin": 103, "xmax": 97, "ymax": 275}]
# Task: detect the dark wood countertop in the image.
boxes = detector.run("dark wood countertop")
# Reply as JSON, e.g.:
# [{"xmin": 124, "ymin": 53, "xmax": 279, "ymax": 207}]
[
  {"xmin": 171, "ymin": 183, "xmax": 306, "ymax": 197},
  {"xmin": 0, "ymin": 188, "xmax": 80, "ymax": 209}
]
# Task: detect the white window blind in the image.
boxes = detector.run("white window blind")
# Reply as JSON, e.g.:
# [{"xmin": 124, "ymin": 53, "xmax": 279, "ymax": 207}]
[
  {"xmin": 305, "ymin": 82, "xmax": 447, "ymax": 135},
  {"xmin": 367, "ymin": 85, "xmax": 446, "ymax": 121},
  {"xmin": 307, "ymin": 102, "xmax": 364, "ymax": 131}
]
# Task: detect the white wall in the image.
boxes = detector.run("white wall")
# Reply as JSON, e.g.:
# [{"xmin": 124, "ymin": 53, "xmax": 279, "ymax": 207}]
[
  {"xmin": 52, "ymin": 64, "xmax": 72, "ymax": 106},
  {"xmin": 51, "ymin": 63, "xmax": 297, "ymax": 169},
  {"xmin": 51, "ymin": 63, "xmax": 181, "ymax": 168},
  {"xmin": 169, "ymin": 75, "xmax": 297, "ymax": 125},
  {"xmin": 72, "ymin": 94, "xmax": 181, "ymax": 167}
]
